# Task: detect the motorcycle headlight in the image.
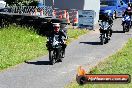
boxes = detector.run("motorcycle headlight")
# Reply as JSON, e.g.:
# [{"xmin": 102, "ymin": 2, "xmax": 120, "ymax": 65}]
[
  {"xmin": 122, "ymin": 18, "xmax": 125, "ymax": 21},
  {"xmin": 104, "ymin": 10, "xmax": 111, "ymax": 15},
  {"xmin": 104, "ymin": 27, "xmax": 108, "ymax": 30}
]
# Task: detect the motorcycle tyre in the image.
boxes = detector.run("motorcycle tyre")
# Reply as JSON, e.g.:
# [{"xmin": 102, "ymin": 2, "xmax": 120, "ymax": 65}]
[
  {"xmin": 123, "ymin": 24, "xmax": 126, "ymax": 33},
  {"xmin": 126, "ymin": 25, "xmax": 130, "ymax": 32},
  {"xmin": 57, "ymin": 49, "xmax": 63, "ymax": 62},
  {"xmin": 49, "ymin": 50, "xmax": 56, "ymax": 65},
  {"xmin": 100, "ymin": 34, "xmax": 105, "ymax": 45}
]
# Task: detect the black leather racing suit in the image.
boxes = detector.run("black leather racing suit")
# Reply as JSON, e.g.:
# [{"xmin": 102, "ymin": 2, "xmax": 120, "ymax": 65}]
[
  {"xmin": 48, "ymin": 30, "xmax": 68, "ymax": 56},
  {"xmin": 100, "ymin": 14, "xmax": 113, "ymax": 37}
]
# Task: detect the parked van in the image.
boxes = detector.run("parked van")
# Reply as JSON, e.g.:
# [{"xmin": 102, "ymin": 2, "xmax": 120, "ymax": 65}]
[{"xmin": 100, "ymin": 0, "xmax": 127, "ymax": 19}]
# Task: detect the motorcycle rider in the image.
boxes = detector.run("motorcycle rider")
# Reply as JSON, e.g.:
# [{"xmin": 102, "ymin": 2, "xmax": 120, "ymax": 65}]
[
  {"xmin": 47, "ymin": 23, "xmax": 68, "ymax": 58},
  {"xmin": 122, "ymin": 11, "xmax": 131, "ymax": 32},
  {"xmin": 122, "ymin": 2, "xmax": 132, "ymax": 26},
  {"xmin": 99, "ymin": 12, "xmax": 113, "ymax": 39}
]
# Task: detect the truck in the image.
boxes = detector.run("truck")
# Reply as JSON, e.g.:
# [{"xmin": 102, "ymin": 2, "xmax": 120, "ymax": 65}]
[{"xmin": 100, "ymin": 0, "xmax": 128, "ymax": 19}]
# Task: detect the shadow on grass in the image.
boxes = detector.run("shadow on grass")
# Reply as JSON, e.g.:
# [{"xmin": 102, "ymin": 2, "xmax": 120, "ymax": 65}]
[
  {"xmin": 25, "ymin": 60, "xmax": 51, "ymax": 65},
  {"xmin": 80, "ymin": 42, "xmax": 101, "ymax": 45}
]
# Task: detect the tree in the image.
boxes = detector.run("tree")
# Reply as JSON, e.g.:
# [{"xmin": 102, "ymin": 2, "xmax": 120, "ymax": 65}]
[{"xmin": 5, "ymin": 0, "xmax": 39, "ymax": 6}]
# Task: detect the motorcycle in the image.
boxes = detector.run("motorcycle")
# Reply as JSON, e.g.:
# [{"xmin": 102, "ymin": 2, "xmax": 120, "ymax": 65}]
[
  {"xmin": 46, "ymin": 35, "xmax": 64, "ymax": 65},
  {"xmin": 122, "ymin": 15, "xmax": 131, "ymax": 32},
  {"xmin": 99, "ymin": 21, "xmax": 112, "ymax": 45}
]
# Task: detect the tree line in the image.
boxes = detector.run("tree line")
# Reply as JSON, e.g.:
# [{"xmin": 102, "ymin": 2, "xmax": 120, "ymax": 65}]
[{"xmin": 5, "ymin": 0, "xmax": 39, "ymax": 6}]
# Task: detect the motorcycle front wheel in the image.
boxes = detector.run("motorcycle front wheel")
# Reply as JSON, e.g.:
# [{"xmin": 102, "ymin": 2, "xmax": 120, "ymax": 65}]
[
  {"xmin": 126, "ymin": 25, "xmax": 130, "ymax": 32},
  {"xmin": 49, "ymin": 50, "xmax": 56, "ymax": 65},
  {"xmin": 123, "ymin": 23, "xmax": 129, "ymax": 33},
  {"xmin": 56, "ymin": 48, "xmax": 63, "ymax": 62},
  {"xmin": 100, "ymin": 34, "xmax": 105, "ymax": 45}
]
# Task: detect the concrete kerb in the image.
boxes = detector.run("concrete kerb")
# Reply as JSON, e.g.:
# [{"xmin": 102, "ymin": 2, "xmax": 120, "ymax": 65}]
[{"xmin": 67, "ymin": 23, "xmax": 100, "ymax": 30}]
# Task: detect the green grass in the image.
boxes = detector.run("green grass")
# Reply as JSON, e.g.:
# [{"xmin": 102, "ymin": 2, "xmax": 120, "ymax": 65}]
[
  {"xmin": 67, "ymin": 28, "xmax": 88, "ymax": 44},
  {"xmin": 66, "ymin": 38, "xmax": 132, "ymax": 88},
  {"xmin": 0, "ymin": 25, "xmax": 48, "ymax": 70},
  {"xmin": 0, "ymin": 25, "xmax": 88, "ymax": 70}
]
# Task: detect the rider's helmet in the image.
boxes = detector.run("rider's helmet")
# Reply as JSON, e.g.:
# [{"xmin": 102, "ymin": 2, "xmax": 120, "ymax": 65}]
[
  {"xmin": 124, "ymin": 7, "xmax": 130, "ymax": 16},
  {"xmin": 102, "ymin": 11, "xmax": 110, "ymax": 21},
  {"xmin": 53, "ymin": 23, "xmax": 60, "ymax": 33},
  {"xmin": 128, "ymin": 2, "xmax": 131, "ymax": 7},
  {"xmin": 126, "ymin": 3, "xmax": 131, "ymax": 13},
  {"xmin": 103, "ymin": 11, "xmax": 113, "ymax": 25}
]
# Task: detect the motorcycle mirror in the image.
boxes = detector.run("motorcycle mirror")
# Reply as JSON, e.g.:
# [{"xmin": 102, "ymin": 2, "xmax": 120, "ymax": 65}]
[
  {"xmin": 98, "ymin": 20, "xmax": 102, "ymax": 25},
  {"xmin": 98, "ymin": 20, "xmax": 101, "ymax": 22}
]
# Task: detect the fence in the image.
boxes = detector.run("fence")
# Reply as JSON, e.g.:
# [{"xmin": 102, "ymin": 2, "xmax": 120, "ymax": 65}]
[
  {"xmin": 9, "ymin": 6, "xmax": 53, "ymax": 16},
  {"xmin": 6, "ymin": 6, "xmax": 79, "ymax": 24}
]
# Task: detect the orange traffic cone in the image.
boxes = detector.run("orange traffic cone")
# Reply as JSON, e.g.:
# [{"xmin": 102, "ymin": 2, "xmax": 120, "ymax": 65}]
[
  {"xmin": 46, "ymin": 13, "xmax": 49, "ymax": 16},
  {"xmin": 59, "ymin": 10, "xmax": 63, "ymax": 19},
  {"xmin": 52, "ymin": 10, "xmax": 56, "ymax": 17},
  {"xmin": 59, "ymin": 14, "xmax": 62, "ymax": 19},
  {"xmin": 40, "ymin": 9, "xmax": 43, "ymax": 16},
  {"xmin": 34, "ymin": 8, "xmax": 37, "ymax": 15},
  {"xmin": 73, "ymin": 11, "xmax": 78, "ymax": 26},
  {"xmin": 66, "ymin": 12, "xmax": 70, "ymax": 23},
  {"xmin": 63, "ymin": 10, "xmax": 67, "ymax": 18},
  {"xmin": 29, "ymin": 11, "xmax": 32, "ymax": 15}
]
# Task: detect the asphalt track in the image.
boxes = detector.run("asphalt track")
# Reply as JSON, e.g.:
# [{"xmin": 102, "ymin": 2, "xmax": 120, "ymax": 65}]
[{"xmin": 0, "ymin": 18, "xmax": 132, "ymax": 88}]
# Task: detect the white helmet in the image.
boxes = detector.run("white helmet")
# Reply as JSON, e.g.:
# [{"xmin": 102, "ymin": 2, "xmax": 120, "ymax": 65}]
[{"xmin": 53, "ymin": 23, "xmax": 60, "ymax": 27}]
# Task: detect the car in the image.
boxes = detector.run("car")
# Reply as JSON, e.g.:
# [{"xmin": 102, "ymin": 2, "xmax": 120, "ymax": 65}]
[{"xmin": 100, "ymin": 0, "xmax": 128, "ymax": 19}]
